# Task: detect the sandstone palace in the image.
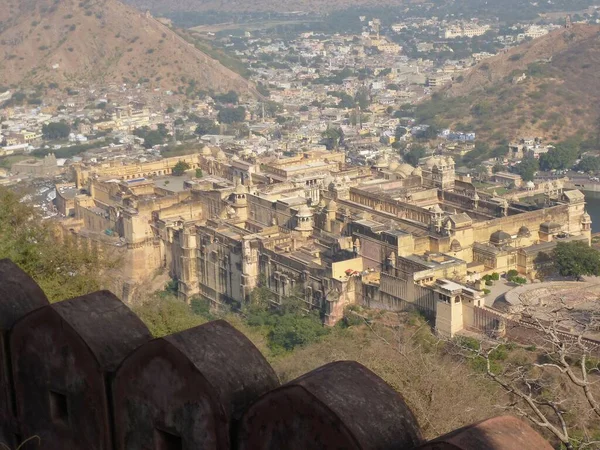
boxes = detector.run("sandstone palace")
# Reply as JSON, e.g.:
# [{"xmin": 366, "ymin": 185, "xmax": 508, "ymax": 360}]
[{"xmin": 58, "ymin": 147, "xmax": 591, "ymax": 337}]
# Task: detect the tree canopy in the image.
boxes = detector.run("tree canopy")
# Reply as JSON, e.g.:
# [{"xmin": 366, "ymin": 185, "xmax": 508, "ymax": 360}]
[
  {"xmin": 576, "ymin": 156, "xmax": 600, "ymax": 174},
  {"xmin": 194, "ymin": 118, "xmax": 219, "ymax": 136},
  {"xmin": 133, "ymin": 124, "xmax": 169, "ymax": 149},
  {"xmin": 321, "ymin": 127, "xmax": 344, "ymax": 150},
  {"xmin": 553, "ymin": 241, "xmax": 600, "ymax": 281},
  {"xmin": 0, "ymin": 187, "xmax": 119, "ymax": 302},
  {"xmin": 403, "ymin": 145, "xmax": 426, "ymax": 166},
  {"xmin": 42, "ymin": 121, "xmax": 71, "ymax": 140},
  {"xmin": 218, "ymin": 106, "xmax": 246, "ymax": 124},
  {"xmin": 213, "ymin": 90, "xmax": 239, "ymax": 105},
  {"xmin": 514, "ymin": 156, "xmax": 539, "ymax": 182},
  {"xmin": 172, "ymin": 161, "xmax": 191, "ymax": 176},
  {"xmin": 539, "ymin": 140, "xmax": 580, "ymax": 171}
]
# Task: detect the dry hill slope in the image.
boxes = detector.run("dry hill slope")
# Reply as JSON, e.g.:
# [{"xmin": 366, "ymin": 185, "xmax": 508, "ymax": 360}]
[
  {"xmin": 419, "ymin": 24, "xmax": 600, "ymax": 142},
  {"xmin": 124, "ymin": 0, "xmax": 413, "ymax": 14},
  {"xmin": 0, "ymin": 0, "xmax": 256, "ymax": 94}
]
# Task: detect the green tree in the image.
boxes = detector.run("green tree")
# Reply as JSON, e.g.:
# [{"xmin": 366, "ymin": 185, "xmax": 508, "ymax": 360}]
[
  {"xmin": 134, "ymin": 294, "xmax": 206, "ymax": 338},
  {"xmin": 539, "ymin": 140, "xmax": 580, "ymax": 171},
  {"xmin": 133, "ymin": 126, "xmax": 167, "ymax": 149},
  {"xmin": 554, "ymin": 241, "xmax": 600, "ymax": 281},
  {"xmin": 506, "ymin": 269, "xmax": 519, "ymax": 282},
  {"xmin": 172, "ymin": 161, "xmax": 191, "ymax": 176},
  {"xmin": 195, "ymin": 168, "xmax": 203, "ymax": 178},
  {"xmin": 492, "ymin": 163, "xmax": 506, "ymax": 173},
  {"xmin": 576, "ymin": 156, "xmax": 600, "ymax": 173},
  {"xmin": 354, "ymin": 88, "xmax": 371, "ymax": 110},
  {"xmin": 218, "ymin": 106, "xmax": 246, "ymax": 124},
  {"xmin": 395, "ymin": 126, "xmax": 407, "ymax": 140},
  {"xmin": 194, "ymin": 118, "xmax": 219, "ymax": 136},
  {"xmin": 264, "ymin": 101, "xmax": 283, "ymax": 117},
  {"xmin": 514, "ymin": 156, "xmax": 539, "ymax": 182},
  {"xmin": 267, "ymin": 310, "xmax": 329, "ymax": 353},
  {"xmin": 0, "ymin": 188, "xmax": 119, "ymax": 302},
  {"xmin": 42, "ymin": 121, "xmax": 71, "ymax": 140},
  {"xmin": 474, "ymin": 165, "xmax": 490, "ymax": 181},
  {"xmin": 403, "ymin": 146, "xmax": 426, "ymax": 166},
  {"xmin": 321, "ymin": 127, "xmax": 344, "ymax": 150},
  {"xmin": 213, "ymin": 90, "xmax": 239, "ymax": 105}
]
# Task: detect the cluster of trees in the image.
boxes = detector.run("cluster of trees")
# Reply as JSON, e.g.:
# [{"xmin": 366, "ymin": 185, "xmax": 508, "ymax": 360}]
[
  {"xmin": 513, "ymin": 156, "xmax": 539, "ymax": 182},
  {"xmin": 137, "ymin": 275, "xmax": 331, "ymax": 356},
  {"xmin": 411, "ymin": 125, "xmax": 439, "ymax": 141},
  {"xmin": 245, "ymin": 286, "xmax": 330, "ymax": 354},
  {"xmin": 402, "ymin": 145, "xmax": 426, "ymax": 166},
  {"xmin": 213, "ymin": 90, "xmax": 239, "ymax": 105},
  {"xmin": 42, "ymin": 121, "xmax": 71, "ymax": 140},
  {"xmin": 133, "ymin": 124, "xmax": 170, "ymax": 149},
  {"xmin": 326, "ymin": 88, "xmax": 371, "ymax": 110},
  {"xmin": 505, "ymin": 269, "xmax": 526, "ymax": 285},
  {"xmin": 172, "ymin": 161, "xmax": 191, "ymax": 176},
  {"xmin": 321, "ymin": 126, "xmax": 344, "ymax": 150},
  {"xmin": 539, "ymin": 140, "xmax": 580, "ymax": 171},
  {"xmin": 0, "ymin": 187, "xmax": 119, "ymax": 302},
  {"xmin": 194, "ymin": 117, "xmax": 220, "ymax": 136},
  {"xmin": 553, "ymin": 241, "xmax": 600, "ymax": 280},
  {"xmin": 217, "ymin": 106, "xmax": 246, "ymax": 124},
  {"xmin": 576, "ymin": 156, "xmax": 600, "ymax": 173},
  {"xmin": 313, "ymin": 67, "xmax": 354, "ymax": 85}
]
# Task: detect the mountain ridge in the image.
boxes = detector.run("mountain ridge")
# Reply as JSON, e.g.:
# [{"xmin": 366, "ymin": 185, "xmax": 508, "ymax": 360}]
[
  {"xmin": 0, "ymin": 0, "xmax": 256, "ymax": 95},
  {"xmin": 417, "ymin": 24, "xmax": 600, "ymax": 144}
]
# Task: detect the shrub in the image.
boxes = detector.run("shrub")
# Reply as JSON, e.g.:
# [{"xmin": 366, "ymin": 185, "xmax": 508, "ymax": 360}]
[
  {"xmin": 513, "ymin": 277, "xmax": 527, "ymax": 285},
  {"xmin": 506, "ymin": 269, "xmax": 519, "ymax": 281},
  {"xmin": 482, "ymin": 289, "xmax": 491, "ymax": 295},
  {"xmin": 491, "ymin": 272, "xmax": 500, "ymax": 281},
  {"xmin": 485, "ymin": 280, "xmax": 493, "ymax": 286},
  {"xmin": 455, "ymin": 336, "xmax": 480, "ymax": 351},
  {"xmin": 490, "ymin": 345, "xmax": 509, "ymax": 361}
]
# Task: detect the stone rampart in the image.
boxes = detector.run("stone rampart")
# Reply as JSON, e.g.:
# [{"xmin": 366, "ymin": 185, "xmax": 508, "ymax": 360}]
[{"xmin": 0, "ymin": 259, "xmax": 553, "ymax": 450}]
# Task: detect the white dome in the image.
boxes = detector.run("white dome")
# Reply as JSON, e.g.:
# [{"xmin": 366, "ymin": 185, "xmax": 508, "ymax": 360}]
[
  {"xmin": 397, "ymin": 163, "xmax": 415, "ymax": 177},
  {"xmin": 374, "ymin": 155, "xmax": 389, "ymax": 168},
  {"xmin": 235, "ymin": 183, "xmax": 248, "ymax": 194},
  {"xmin": 297, "ymin": 204, "xmax": 313, "ymax": 217}
]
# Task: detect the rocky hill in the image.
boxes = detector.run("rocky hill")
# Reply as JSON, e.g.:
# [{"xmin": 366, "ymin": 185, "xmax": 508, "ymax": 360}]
[
  {"xmin": 416, "ymin": 24, "xmax": 600, "ymax": 144},
  {"xmin": 0, "ymin": 0, "xmax": 255, "ymax": 94},
  {"xmin": 124, "ymin": 0, "xmax": 412, "ymax": 14}
]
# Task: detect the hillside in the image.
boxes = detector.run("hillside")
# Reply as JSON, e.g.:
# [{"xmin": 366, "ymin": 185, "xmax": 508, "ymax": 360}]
[
  {"xmin": 124, "ymin": 0, "xmax": 597, "ymax": 16},
  {"xmin": 415, "ymin": 24, "xmax": 600, "ymax": 145},
  {"xmin": 124, "ymin": 0, "xmax": 410, "ymax": 14},
  {"xmin": 0, "ymin": 0, "xmax": 255, "ymax": 94}
]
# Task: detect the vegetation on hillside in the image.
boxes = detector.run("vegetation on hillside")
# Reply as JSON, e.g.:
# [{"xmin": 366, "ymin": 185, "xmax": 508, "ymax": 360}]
[
  {"xmin": 0, "ymin": 187, "xmax": 120, "ymax": 302},
  {"xmin": 0, "ymin": 0, "xmax": 252, "ymax": 94},
  {"xmin": 411, "ymin": 26, "xmax": 600, "ymax": 160}
]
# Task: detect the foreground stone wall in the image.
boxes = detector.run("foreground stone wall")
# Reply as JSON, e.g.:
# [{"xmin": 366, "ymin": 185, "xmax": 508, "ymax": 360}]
[{"xmin": 0, "ymin": 259, "xmax": 553, "ymax": 450}]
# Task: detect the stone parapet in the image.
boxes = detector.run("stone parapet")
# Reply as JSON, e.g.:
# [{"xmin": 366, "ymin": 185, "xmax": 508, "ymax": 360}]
[{"xmin": 0, "ymin": 259, "xmax": 554, "ymax": 450}]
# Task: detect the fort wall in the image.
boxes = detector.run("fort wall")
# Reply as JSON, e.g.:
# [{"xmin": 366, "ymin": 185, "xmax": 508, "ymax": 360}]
[{"xmin": 0, "ymin": 259, "xmax": 554, "ymax": 450}]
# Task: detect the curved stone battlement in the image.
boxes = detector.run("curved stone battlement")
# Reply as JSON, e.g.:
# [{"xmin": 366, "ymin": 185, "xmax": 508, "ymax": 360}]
[{"xmin": 0, "ymin": 259, "xmax": 553, "ymax": 450}]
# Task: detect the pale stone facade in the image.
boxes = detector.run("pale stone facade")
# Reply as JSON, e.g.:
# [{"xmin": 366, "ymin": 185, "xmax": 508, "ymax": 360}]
[{"xmin": 61, "ymin": 147, "xmax": 592, "ymax": 332}]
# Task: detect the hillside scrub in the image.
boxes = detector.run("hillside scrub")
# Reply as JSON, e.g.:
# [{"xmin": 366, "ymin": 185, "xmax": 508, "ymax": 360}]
[{"xmin": 0, "ymin": 187, "xmax": 121, "ymax": 302}]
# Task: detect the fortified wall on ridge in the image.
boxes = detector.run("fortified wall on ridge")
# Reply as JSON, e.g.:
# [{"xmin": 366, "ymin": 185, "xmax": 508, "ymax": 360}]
[{"xmin": 0, "ymin": 259, "xmax": 554, "ymax": 450}]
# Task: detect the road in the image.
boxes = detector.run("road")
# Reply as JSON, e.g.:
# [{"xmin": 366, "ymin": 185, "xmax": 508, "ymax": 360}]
[{"xmin": 535, "ymin": 170, "xmax": 599, "ymax": 184}]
